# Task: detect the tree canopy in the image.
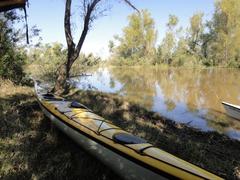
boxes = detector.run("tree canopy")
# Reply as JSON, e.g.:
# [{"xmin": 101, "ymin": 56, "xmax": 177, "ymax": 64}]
[
  {"xmin": 0, "ymin": 11, "xmax": 26, "ymax": 83},
  {"xmin": 110, "ymin": 10, "xmax": 157, "ymax": 65},
  {"xmin": 109, "ymin": 0, "xmax": 240, "ymax": 67}
]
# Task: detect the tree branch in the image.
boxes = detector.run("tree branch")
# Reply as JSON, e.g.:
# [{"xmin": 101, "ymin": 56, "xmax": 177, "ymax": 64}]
[
  {"xmin": 65, "ymin": 0, "xmax": 139, "ymax": 69},
  {"xmin": 64, "ymin": 0, "xmax": 74, "ymax": 49},
  {"xmin": 73, "ymin": 0, "xmax": 101, "ymax": 60},
  {"xmin": 122, "ymin": 0, "xmax": 139, "ymax": 13}
]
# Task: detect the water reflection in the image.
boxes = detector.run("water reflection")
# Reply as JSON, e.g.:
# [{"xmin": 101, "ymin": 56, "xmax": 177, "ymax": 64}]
[
  {"xmin": 73, "ymin": 68, "xmax": 123, "ymax": 94},
  {"xmin": 72, "ymin": 67, "xmax": 240, "ymax": 140}
]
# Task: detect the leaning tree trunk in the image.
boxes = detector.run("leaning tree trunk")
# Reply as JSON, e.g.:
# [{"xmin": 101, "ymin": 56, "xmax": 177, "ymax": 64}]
[
  {"xmin": 52, "ymin": 0, "xmax": 96, "ymax": 95},
  {"xmin": 52, "ymin": 63, "xmax": 68, "ymax": 94},
  {"xmin": 52, "ymin": 0, "xmax": 138, "ymax": 95},
  {"xmin": 52, "ymin": 55, "xmax": 76, "ymax": 94}
]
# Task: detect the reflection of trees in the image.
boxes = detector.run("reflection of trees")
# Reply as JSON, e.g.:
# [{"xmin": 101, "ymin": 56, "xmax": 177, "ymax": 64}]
[
  {"xmin": 109, "ymin": 66, "xmax": 240, "ymax": 134},
  {"xmin": 156, "ymin": 68, "xmax": 240, "ymax": 132},
  {"xmin": 164, "ymin": 99, "xmax": 176, "ymax": 111},
  {"xmin": 109, "ymin": 67, "xmax": 157, "ymax": 109},
  {"xmin": 109, "ymin": 77, "xmax": 115, "ymax": 89}
]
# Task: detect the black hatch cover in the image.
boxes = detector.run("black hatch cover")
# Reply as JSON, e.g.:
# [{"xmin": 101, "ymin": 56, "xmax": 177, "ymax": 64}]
[
  {"xmin": 42, "ymin": 93, "xmax": 63, "ymax": 101},
  {"xmin": 113, "ymin": 133, "xmax": 147, "ymax": 144},
  {"xmin": 70, "ymin": 101, "xmax": 88, "ymax": 109},
  {"xmin": 42, "ymin": 93, "xmax": 54, "ymax": 98}
]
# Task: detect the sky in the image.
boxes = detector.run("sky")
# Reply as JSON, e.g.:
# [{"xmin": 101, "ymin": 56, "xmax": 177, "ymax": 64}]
[{"xmin": 26, "ymin": 0, "xmax": 215, "ymax": 58}]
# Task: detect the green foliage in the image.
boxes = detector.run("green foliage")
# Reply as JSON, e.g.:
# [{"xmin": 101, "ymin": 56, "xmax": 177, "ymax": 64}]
[
  {"xmin": 0, "ymin": 11, "xmax": 26, "ymax": 83},
  {"xmin": 26, "ymin": 42, "xmax": 101, "ymax": 81},
  {"xmin": 26, "ymin": 42, "xmax": 67, "ymax": 80},
  {"xmin": 109, "ymin": 10, "xmax": 157, "ymax": 65},
  {"xmin": 171, "ymin": 38, "xmax": 189, "ymax": 66},
  {"xmin": 167, "ymin": 15, "xmax": 179, "ymax": 30},
  {"xmin": 109, "ymin": 0, "xmax": 240, "ymax": 68},
  {"xmin": 0, "ymin": 49, "xmax": 26, "ymax": 83},
  {"xmin": 71, "ymin": 53, "xmax": 101, "ymax": 74},
  {"xmin": 188, "ymin": 12, "xmax": 204, "ymax": 58},
  {"xmin": 158, "ymin": 15, "xmax": 179, "ymax": 65},
  {"xmin": 206, "ymin": 0, "xmax": 240, "ymax": 66}
]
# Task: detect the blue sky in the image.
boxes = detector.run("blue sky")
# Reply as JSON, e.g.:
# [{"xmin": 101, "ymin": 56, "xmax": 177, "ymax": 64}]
[{"xmin": 27, "ymin": 0, "xmax": 215, "ymax": 58}]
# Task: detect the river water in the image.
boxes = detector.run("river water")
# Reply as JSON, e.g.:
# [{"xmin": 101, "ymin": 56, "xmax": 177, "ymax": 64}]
[{"xmin": 72, "ymin": 67, "xmax": 240, "ymax": 140}]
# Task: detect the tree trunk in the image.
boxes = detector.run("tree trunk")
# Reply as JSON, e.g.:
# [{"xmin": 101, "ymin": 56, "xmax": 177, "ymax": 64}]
[
  {"xmin": 52, "ymin": 63, "xmax": 69, "ymax": 94},
  {"xmin": 52, "ymin": 0, "xmax": 94, "ymax": 95}
]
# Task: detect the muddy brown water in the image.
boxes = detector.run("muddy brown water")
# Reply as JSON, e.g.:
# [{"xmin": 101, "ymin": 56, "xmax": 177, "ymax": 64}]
[{"xmin": 72, "ymin": 67, "xmax": 240, "ymax": 140}]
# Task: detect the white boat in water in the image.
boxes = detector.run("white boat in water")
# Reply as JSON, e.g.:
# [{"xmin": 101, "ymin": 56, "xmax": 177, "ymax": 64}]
[{"xmin": 222, "ymin": 101, "xmax": 240, "ymax": 120}]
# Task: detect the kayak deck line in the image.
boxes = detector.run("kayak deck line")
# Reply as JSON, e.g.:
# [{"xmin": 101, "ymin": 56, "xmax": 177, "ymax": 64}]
[{"xmin": 34, "ymin": 81, "xmax": 223, "ymax": 180}]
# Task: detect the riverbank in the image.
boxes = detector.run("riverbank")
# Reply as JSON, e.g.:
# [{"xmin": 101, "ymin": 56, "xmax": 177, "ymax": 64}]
[
  {"xmin": 69, "ymin": 89, "xmax": 240, "ymax": 179},
  {"xmin": 0, "ymin": 80, "xmax": 121, "ymax": 180},
  {"xmin": 1, "ymin": 80, "xmax": 240, "ymax": 179}
]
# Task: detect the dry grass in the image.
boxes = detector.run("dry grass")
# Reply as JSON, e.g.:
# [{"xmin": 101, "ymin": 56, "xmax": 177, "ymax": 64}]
[
  {"xmin": 0, "ymin": 79, "xmax": 33, "ymax": 98},
  {"xmin": 0, "ymin": 80, "xmax": 121, "ymax": 180}
]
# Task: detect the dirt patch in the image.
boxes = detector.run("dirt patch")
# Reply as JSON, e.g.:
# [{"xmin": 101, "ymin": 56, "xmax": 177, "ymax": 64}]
[{"xmin": 69, "ymin": 90, "xmax": 240, "ymax": 179}]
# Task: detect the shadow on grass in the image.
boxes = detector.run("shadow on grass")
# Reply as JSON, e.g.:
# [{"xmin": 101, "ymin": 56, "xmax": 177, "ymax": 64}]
[
  {"xmin": 0, "ymin": 93, "xmax": 122, "ymax": 180},
  {"xmin": 69, "ymin": 90, "xmax": 240, "ymax": 179}
]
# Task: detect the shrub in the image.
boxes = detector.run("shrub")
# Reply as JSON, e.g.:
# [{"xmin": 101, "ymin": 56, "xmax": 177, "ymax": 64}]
[{"xmin": 0, "ymin": 47, "xmax": 26, "ymax": 84}]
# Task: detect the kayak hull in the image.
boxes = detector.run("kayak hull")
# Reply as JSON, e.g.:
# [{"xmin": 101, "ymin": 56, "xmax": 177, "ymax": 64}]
[{"xmin": 222, "ymin": 101, "xmax": 240, "ymax": 120}]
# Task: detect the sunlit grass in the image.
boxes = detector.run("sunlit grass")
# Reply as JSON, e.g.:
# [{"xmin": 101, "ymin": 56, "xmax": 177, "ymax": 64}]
[{"xmin": 0, "ymin": 79, "xmax": 33, "ymax": 97}]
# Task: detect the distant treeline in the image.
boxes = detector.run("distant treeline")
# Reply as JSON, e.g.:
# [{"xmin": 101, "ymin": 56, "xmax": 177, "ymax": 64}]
[
  {"xmin": 109, "ymin": 0, "xmax": 240, "ymax": 67},
  {"xmin": 26, "ymin": 43, "xmax": 101, "ymax": 81}
]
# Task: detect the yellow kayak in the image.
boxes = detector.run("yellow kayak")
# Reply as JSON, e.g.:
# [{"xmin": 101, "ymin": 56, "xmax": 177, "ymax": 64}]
[{"xmin": 34, "ymin": 81, "xmax": 222, "ymax": 180}]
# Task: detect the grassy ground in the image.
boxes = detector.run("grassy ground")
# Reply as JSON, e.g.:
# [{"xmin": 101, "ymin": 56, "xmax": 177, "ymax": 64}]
[
  {"xmin": 69, "ymin": 90, "xmax": 240, "ymax": 179},
  {"xmin": 1, "ymin": 80, "xmax": 240, "ymax": 179},
  {"xmin": 0, "ymin": 80, "xmax": 121, "ymax": 180}
]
